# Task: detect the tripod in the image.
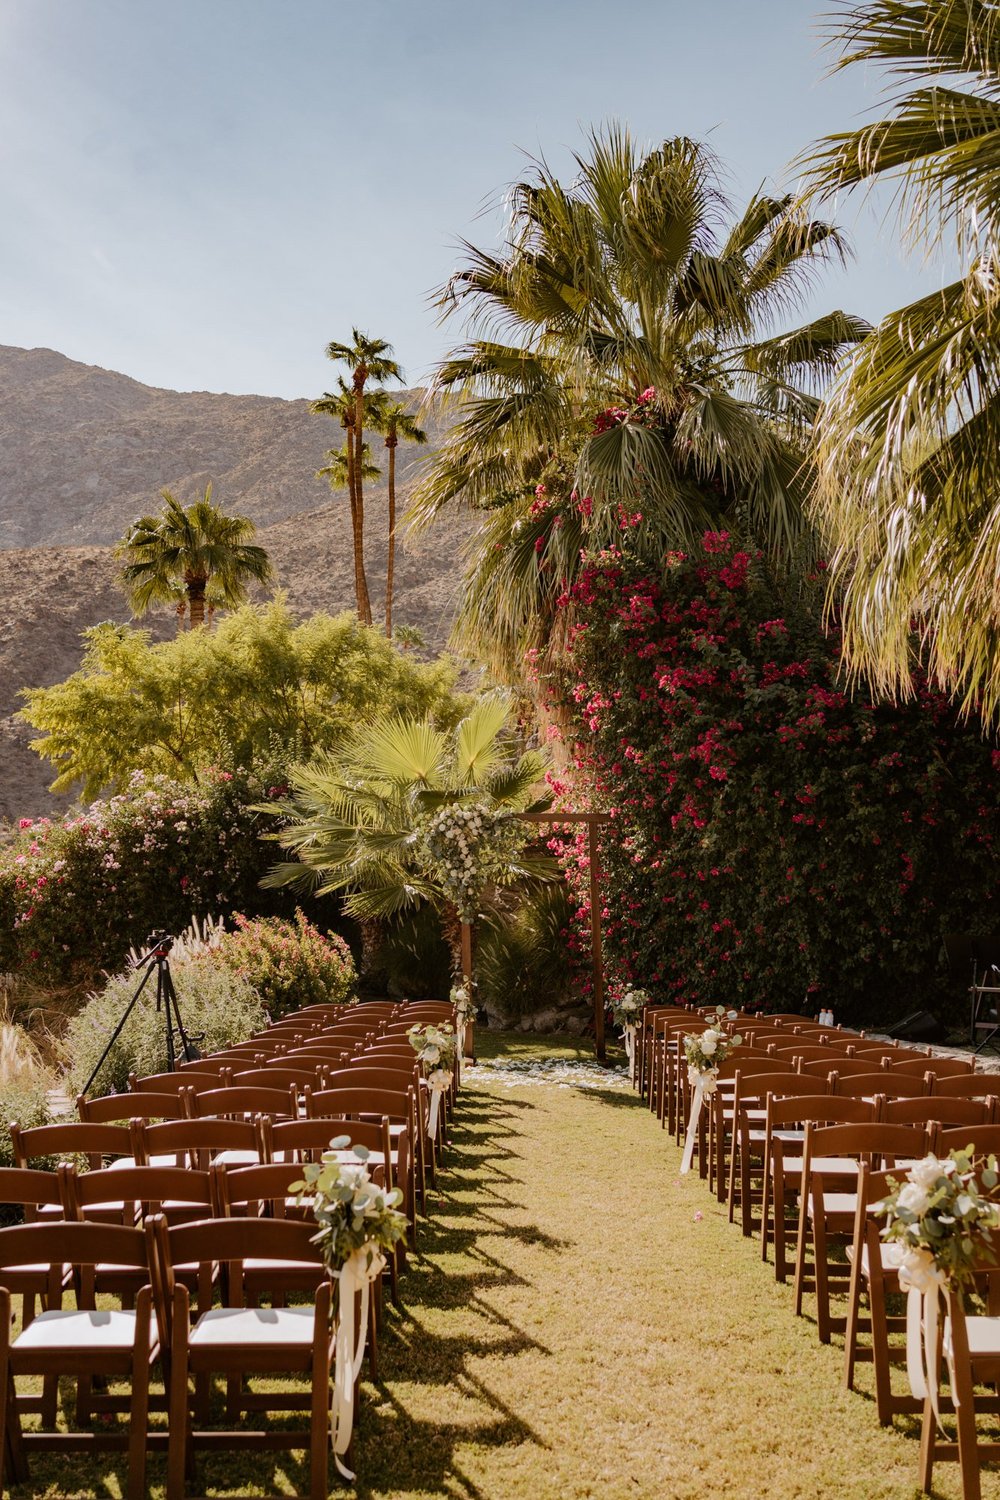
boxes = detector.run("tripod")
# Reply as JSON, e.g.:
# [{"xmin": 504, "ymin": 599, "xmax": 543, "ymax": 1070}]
[{"xmin": 82, "ymin": 932, "xmax": 204, "ymax": 1097}]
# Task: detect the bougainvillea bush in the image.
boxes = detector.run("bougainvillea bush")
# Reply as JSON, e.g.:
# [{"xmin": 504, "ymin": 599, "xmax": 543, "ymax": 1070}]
[
  {"xmin": 0, "ymin": 761, "xmax": 297, "ymax": 987},
  {"xmin": 210, "ymin": 910, "xmax": 356, "ymax": 1018},
  {"xmin": 554, "ymin": 534, "xmax": 1000, "ymax": 1026}
]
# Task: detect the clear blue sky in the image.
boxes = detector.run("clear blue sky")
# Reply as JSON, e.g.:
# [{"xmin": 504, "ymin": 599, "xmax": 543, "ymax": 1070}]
[{"xmin": 0, "ymin": 0, "xmax": 951, "ymax": 400}]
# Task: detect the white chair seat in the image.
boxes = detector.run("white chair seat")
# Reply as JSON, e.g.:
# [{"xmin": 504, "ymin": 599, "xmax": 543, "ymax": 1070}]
[
  {"xmin": 189, "ymin": 1306, "xmax": 317, "ymax": 1347},
  {"xmin": 945, "ymin": 1316, "xmax": 1000, "ymax": 1359},
  {"xmin": 851, "ymin": 1241, "xmax": 906, "ymax": 1277},
  {"xmin": 211, "ymin": 1149, "xmax": 261, "ymax": 1167},
  {"xmin": 243, "ymin": 1257, "xmax": 326, "ymax": 1275},
  {"xmin": 15, "ymin": 1308, "xmax": 138, "ymax": 1351},
  {"xmin": 782, "ymin": 1156, "xmax": 860, "ymax": 1176},
  {"xmin": 806, "ymin": 1191, "xmax": 858, "ymax": 1217},
  {"xmin": 748, "ymin": 1128, "xmax": 805, "ymax": 1143},
  {"xmin": 107, "ymin": 1153, "xmax": 178, "ymax": 1170}
]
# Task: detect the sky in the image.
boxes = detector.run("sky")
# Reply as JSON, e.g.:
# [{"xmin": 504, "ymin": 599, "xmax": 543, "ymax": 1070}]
[{"xmin": 0, "ymin": 0, "xmax": 955, "ymax": 400}]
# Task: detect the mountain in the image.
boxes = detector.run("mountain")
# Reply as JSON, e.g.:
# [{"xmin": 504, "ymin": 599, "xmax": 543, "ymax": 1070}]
[{"xmin": 0, "ymin": 345, "xmax": 474, "ymax": 821}]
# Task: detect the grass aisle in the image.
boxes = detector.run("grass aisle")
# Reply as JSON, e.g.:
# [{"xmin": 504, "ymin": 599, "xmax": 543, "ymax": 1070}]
[{"xmin": 355, "ymin": 1034, "xmax": 1000, "ymax": 1500}]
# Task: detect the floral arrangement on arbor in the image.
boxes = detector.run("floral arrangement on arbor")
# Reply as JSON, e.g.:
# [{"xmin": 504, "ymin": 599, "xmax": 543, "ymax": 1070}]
[
  {"xmin": 680, "ymin": 1007, "xmax": 741, "ymax": 1174},
  {"xmin": 408, "ymin": 1021, "xmax": 456, "ymax": 1139},
  {"xmin": 292, "ymin": 1138, "xmax": 408, "ymax": 1477},
  {"xmin": 419, "ymin": 801, "xmax": 528, "ymax": 923},
  {"xmin": 877, "ymin": 1149, "xmax": 1000, "ymax": 1414}
]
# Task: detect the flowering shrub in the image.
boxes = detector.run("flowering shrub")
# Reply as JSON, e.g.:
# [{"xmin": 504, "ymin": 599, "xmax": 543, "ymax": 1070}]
[
  {"xmin": 210, "ymin": 910, "xmax": 356, "ymax": 1017},
  {"xmin": 64, "ymin": 957, "xmax": 266, "ymax": 1096},
  {"xmin": 554, "ymin": 535, "xmax": 1000, "ymax": 1026},
  {"xmin": 0, "ymin": 761, "xmax": 297, "ymax": 987},
  {"xmin": 418, "ymin": 802, "xmax": 529, "ymax": 922}
]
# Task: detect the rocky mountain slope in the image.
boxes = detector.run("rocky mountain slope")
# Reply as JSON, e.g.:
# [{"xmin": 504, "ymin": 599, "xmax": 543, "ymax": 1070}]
[{"xmin": 0, "ymin": 345, "xmax": 473, "ymax": 821}]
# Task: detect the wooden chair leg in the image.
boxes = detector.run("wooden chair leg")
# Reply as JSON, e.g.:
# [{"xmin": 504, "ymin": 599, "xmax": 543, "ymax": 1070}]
[
  {"xmin": 166, "ymin": 1332, "xmax": 191, "ymax": 1500},
  {"xmin": 126, "ymin": 1292, "xmax": 152, "ymax": 1500},
  {"xmin": 918, "ymin": 1396, "xmax": 937, "ymax": 1496}
]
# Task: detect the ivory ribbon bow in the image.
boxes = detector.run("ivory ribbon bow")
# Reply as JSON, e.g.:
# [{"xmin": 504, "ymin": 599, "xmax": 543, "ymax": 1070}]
[
  {"xmin": 426, "ymin": 1068, "xmax": 453, "ymax": 1141},
  {"xmin": 680, "ymin": 1065, "xmax": 718, "ymax": 1175},
  {"xmin": 624, "ymin": 1024, "xmax": 636, "ymax": 1083},
  {"xmin": 331, "ymin": 1244, "xmax": 386, "ymax": 1480},
  {"xmin": 898, "ymin": 1247, "xmax": 948, "ymax": 1427}
]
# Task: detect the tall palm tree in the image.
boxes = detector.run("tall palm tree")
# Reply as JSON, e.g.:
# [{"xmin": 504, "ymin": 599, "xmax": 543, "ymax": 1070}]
[
  {"xmin": 117, "ymin": 485, "xmax": 273, "ymax": 629},
  {"xmin": 410, "ymin": 125, "xmax": 868, "ymax": 677},
  {"xmin": 802, "ymin": 2, "xmax": 1000, "ymax": 718},
  {"xmin": 370, "ymin": 400, "xmax": 427, "ymax": 639},
  {"xmin": 323, "ymin": 332, "xmax": 403, "ymax": 627},
  {"xmin": 317, "ymin": 441, "xmax": 381, "ymax": 494}
]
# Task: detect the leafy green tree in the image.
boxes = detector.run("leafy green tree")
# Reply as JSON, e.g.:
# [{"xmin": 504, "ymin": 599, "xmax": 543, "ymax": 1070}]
[
  {"xmin": 802, "ymin": 1, "xmax": 1000, "ymax": 718},
  {"xmin": 317, "ymin": 440, "xmax": 381, "ymax": 494},
  {"xmin": 18, "ymin": 599, "xmax": 468, "ymax": 797},
  {"xmin": 262, "ymin": 693, "xmax": 555, "ymax": 971},
  {"xmin": 321, "ymin": 332, "xmax": 403, "ymax": 626},
  {"xmin": 411, "ymin": 125, "xmax": 868, "ymax": 678},
  {"xmin": 117, "ymin": 484, "xmax": 273, "ymax": 629},
  {"xmin": 370, "ymin": 400, "xmax": 427, "ymax": 639}
]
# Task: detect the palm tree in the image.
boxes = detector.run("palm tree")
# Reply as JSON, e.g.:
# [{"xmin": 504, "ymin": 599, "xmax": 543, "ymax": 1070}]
[
  {"xmin": 261, "ymin": 692, "xmax": 555, "ymax": 977},
  {"xmin": 801, "ymin": 2, "xmax": 1000, "ymax": 718},
  {"xmin": 117, "ymin": 485, "xmax": 273, "ymax": 629},
  {"xmin": 410, "ymin": 125, "xmax": 868, "ymax": 678},
  {"xmin": 370, "ymin": 400, "xmax": 427, "ymax": 639},
  {"xmin": 317, "ymin": 441, "xmax": 381, "ymax": 495},
  {"xmin": 322, "ymin": 332, "xmax": 403, "ymax": 627}
]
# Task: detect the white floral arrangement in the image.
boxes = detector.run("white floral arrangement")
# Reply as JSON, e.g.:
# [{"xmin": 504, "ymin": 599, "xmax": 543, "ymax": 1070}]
[
  {"xmin": 611, "ymin": 987, "xmax": 648, "ymax": 1028},
  {"xmin": 407, "ymin": 1021, "xmax": 457, "ymax": 1074},
  {"xmin": 877, "ymin": 1149, "xmax": 1000, "ymax": 1291},
  {"xmin": 450, "ymin": 980, "xmax": 475, "ymax": 1023},
  {"xmin": 683, "ymin": 1005, "xmax": 742, "ymax": 1088},
  {"xmin": 419, "ymin": 800, "xmax": 527, "ymax": 922},
  {"xmin": 291, "ymin": 1137, "xmax": 408, "ymax": 1272}
]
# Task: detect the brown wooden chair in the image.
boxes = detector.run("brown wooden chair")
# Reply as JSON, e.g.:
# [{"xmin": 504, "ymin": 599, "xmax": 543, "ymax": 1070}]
[
  {"xmin": 795, "ymin": 1121, "xmax": 928, "ymax": 1342},
  {"xmin": 187, "ymin": 1084, "xmax": 299, "ymax": 1121},
  {"xmin": 888, "ymin": 1055, "xmax": 975, "ymax": 1079},
  {"xmin": 0, "ymin": 1221, "xmax": 156, "ymax": 1499},
  {"xmin": 230, "ymin": 1066, "xmax": 329, "ymax": 1093},
  {"xmin": 77, "ymin": 1091, "xmax": 190, "ymax": 1124},
  {"xmin": 304, "ymin": 1086, "xmax": 421, "ymax": 1235},
  {"xmin": 844, "ymin": 1163, "xmax": 922, "ymax": 1425},
  {"xmin": 763, "ymin": 1095, "xmax": 875, "ymax": 1280},
  {"xmin": 798, "ymin": 1057, "xmax": 880, "ymax": 1079},
  {"xmin": 131, "ymin": 1117, "xmax": 263, "ymax": 1171},
  {"xmin": 929, "ymin": 1076, "xmax": 1000, "ymax": 1100},
  {"xmin": 145, "ymin": 1214, "xmax": 333, "ymax": 1500},
  {"xmin": 881, "ymin": 1097, "xmax": 994, "ymax": 1129},
  {"xmin": 830, "ymin": 1071, "xmax": 928, "ymax": 1099},
  {"xmin": 727, "ymin": 1072, "xmax": 827, "ymax": 1237},
  {"xmin": 935, "ymin": 1124, "xmax": 1000, "ymax": 1158},
  {"xmin": 10, "ymin": 1121, "xmax": 133, "ymax": 1172},
  {"xmin": 128, "ymin": 1070, "xmax": 223, "ymax": 1095},
  {"xmin": 918, "ymin": 1275, "xmax": 1000, "ymax": 1500}
]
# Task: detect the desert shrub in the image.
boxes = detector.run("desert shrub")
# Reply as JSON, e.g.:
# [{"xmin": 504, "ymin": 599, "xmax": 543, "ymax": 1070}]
[
  {"xmin": 0, "ymin": 760, "xmax": 299, "ymax": 986},
  {"xmin": 65, "ymin": 958, "xmax": 266, "ymax": 1096},
  {"xmin": 210, "ymin": 910, "xmax": 356, "ymax": 1017},
  {"xmin": 554, "ymin": 535, "xmax": 1000, "ymax": 1027}
]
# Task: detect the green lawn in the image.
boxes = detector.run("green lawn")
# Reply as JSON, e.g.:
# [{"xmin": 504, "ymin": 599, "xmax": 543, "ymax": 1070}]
[{"xmin": 9, "ymin": 1032, "xmax": 1000, "ymax": 1498}]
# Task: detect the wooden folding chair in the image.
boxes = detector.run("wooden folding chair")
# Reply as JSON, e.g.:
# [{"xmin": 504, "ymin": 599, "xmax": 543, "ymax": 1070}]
[
  {"xmin": 727, "ymin": 1072, "xmax": 826, "ymax": 1236},
  {"xmin": 763, "ymin": 1095, "xmax": 874, "ymax": 1280},
  {"xmin": 795, "ymin": 1121, "xmax": 928, "ymax": 1342},
  {"xmin": 929, "ymin": 1076, "xmax": 1000, "ymax": 1100},
  {"xmin": 304, "ymin": 1087, "xmax": 420, "ymax": 1237},
  {"xmin": 830, "ymin": 1071, "xmax": 929, "ymax": 1099},
  {"xmin": 882, "ymin": 1097, "xmax": 994, "ymax": 1129},
  {"xmin": 918, "ymin": 1272, "xmax": 1000, "ymax": 1500},
  {"xmin": 0, "ymin": 1221, "xmax": 156, "ymax": 1499},
  {"xmin": 188, "ymin": 1084, "xmax": 299, "ymax": 1121},
  {"xmin": 77, "ymin": 1092, "xmax": 190, "ymax": 1124},
  {"xmin": 146, "ymin": 1214, "xmax": 333, "ymax": 1500},
  {"xmin": 844, "ymin": 1163, "xmax": 923, "ymax": 1425},
  {"xmin": 888, "ymin": 1055, "xmax": 975, "ymax": 1079},
  {"xmin": 128, "ymin": 1070, "xmax": 223, "ymax": 1095},
  {"xmin": 10, "ymin": 1121, "xmax": 132, "ymax": 1172},
  {"xmin": 132, "ymin": 1117, "xmax": 263, "ymax": 1171},
  {"xmin": 230, "ymin": 1066, "xmax": 329, "ymax": 1093}
]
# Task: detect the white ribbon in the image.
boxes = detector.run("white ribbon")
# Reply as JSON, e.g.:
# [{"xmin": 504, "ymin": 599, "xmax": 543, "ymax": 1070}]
[
  {"xmin": 426, "ymin": 1069, "xmax": 453, "ymax": 1141},
  {"xmin": 331, "ymin": 1244, "xmax": 386, "ymax": 1480},
  {"xmin": 898, "ymin": 1248, "xmax": 947, "ymax": 1427},
  {"xmin": 624, "ymin": 1024, "xmax": 636, "ymax": 1083},
  {"xmin": 680, "ymin": 1065, "xmax": 718, "ymax": 1175}
]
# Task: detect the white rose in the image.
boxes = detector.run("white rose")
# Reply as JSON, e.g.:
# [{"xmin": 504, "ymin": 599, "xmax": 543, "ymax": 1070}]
[
  {"xmin": 908, "ymin": 1156, "xmax": 945, "ymax": 1192},
  {"xmin": 700, "ymin": 1036, "xmax": 717, "ymax": 1055},
  {"xmin": 897, "ymin": 1183, "xmax": 930, "ymax": 1216},
  {"xmin": 423, "ymin": 1044, "xmax": 441, "ymax": 1064},
  {"xmin": 897, "ymin": 1245, "xmax": 946, "ymax": 1296}
]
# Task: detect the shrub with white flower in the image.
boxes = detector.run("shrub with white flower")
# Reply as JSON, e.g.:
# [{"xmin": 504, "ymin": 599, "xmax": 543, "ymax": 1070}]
[
  {"xmin": 418, "ymin": 801, "xmax": 528, "ymax": 923},
  {"xmin": 877, "ymin": 1149, "xmax": 1000, "ymax": 1291},
  {"xmin": 611, "ymin": 987, "xmax": 648, "ymax": 1028}
]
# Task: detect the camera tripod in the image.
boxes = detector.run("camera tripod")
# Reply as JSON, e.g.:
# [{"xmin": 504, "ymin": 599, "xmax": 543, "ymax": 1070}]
[{"xmin": 82, "ymin": 931, "xmax": 204, "ymax": 1097}]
